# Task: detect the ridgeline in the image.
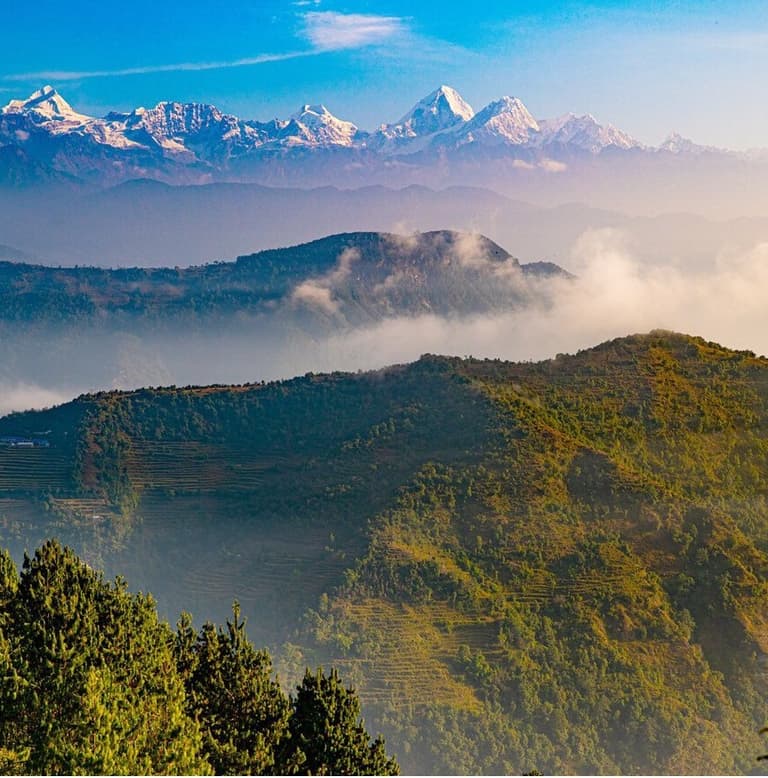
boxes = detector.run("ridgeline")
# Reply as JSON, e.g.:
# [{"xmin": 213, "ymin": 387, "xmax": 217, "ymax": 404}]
[{"xmin": 0, "ymin": 331, "xmax": 766, "ymax": 773}]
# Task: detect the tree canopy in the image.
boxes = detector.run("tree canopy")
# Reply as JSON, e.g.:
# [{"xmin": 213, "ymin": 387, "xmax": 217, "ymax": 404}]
[{"xmin": 0, "ymin": 540, "xmax": 398, "ymax": 776}]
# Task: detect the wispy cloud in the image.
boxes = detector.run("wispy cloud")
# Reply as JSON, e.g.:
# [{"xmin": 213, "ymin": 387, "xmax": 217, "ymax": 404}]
[
  {"xmin": 301, "ymin": 11, "xmax": 408, "ymax": 50},
  {"xmin": 0, "ymin": 11, "xmax": 409, "ymax": 83},
  {"xmin": 1, "ymin": 51, "xmax": 316, "ymax": 83}
]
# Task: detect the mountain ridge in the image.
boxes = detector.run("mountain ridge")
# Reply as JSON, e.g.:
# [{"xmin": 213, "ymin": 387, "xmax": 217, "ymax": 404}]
[
  {"xmin": 0, "ymin": 331, "xmax": 765, "ymax": 773},
  {"xmin": 0, "ymin": 84, "xmax": 726, "ymax": 187},
  {"xmin": 0, "ymin": 229, "xmax": 569, "ymax": 327}
]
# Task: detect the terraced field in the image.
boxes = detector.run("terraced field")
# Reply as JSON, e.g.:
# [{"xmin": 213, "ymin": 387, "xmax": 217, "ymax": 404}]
[
  {"xmin": 124, "ymin": 441, "xmax": 297, "ymax": 492},
  {"xmin": 0, "ymin": 333, "xmax": 765, "ymax": 772},
  {"xmin": 104, "ymin": 489, "xmax": 362, "ymax": 644},
  {"xmin": 332, "ymin": 599, "xmax": 501, "ymax": 710},
  {"xmin": 0, "ymin": 447, "xmax": 72, "ymax": 492}
]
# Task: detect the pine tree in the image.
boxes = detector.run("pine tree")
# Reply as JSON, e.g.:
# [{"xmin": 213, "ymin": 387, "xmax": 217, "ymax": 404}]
[
  {"xmin": 0, "ymin": 540, "xmax": 209, "ymax": 775},
  {"xmin": 285, "ymin": 667, "xmax": 399, "ymax": 775},
  {"xmin": 177, "ymin": 603, "xmax": 293, "ymax": 774}
]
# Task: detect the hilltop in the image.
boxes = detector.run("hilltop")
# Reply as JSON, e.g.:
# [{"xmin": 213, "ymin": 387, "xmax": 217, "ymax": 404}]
[
  {"xmin": 0, "ymin": 331, "xmax": 766, "ymax": 772},
  {"xmin": 0, "ymin": 230, "xmax": 564, "ymax": 328},
  {"xmin": 0, "ymin": 229, "xmax": 568, "ymax": 393}
]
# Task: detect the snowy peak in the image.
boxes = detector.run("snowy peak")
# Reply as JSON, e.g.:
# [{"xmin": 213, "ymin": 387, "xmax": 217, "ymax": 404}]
[
  {"xmin": 658, "ymin": 132, "xmax": 720, "ymax": 155},
  {"xmin": 537, "ymin": 112, "xmax": 641, "ymax": 152},
  {"xmin": 122, "ymin": 101, "xmax": 227, "ymax": 137},
  {"xmin": 393, "ymin": 85, "xmax": 475, "ymax": 135},
  {"xmin": 458, "ymin": 96, "xmax": 539, "ymax": 145},
  {"xmin": 287, "ymin": 104, "xmax": 358, "ymax": 146},
  {"xmin": 2, "ymin": 85, "xmax": 89, "ymax": 123},
  {"xmin": 432, "ymin": 85, "xmax": 475, "ymax": 121}
]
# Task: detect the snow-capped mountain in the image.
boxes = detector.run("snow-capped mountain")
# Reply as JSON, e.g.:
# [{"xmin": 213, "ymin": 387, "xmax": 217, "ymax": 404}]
[
  {"xmin": 286, "ymin": 104, "xmax": 359, "ymax": 147},
  {"xmin": 537, "ymin": 113, "xmax": 641, "ymax": 152},
  {"xmin": 372, "ymin": 85, "xmax": 474, "ymax": 152},
  {"xmin": 657, "ymin": 132, "xmax": 722, "ymax": 156},
  {"xmin": 0, "ymin": 84, "xmax": 729, "ymax": 188},
  {"xmin": 2, "ymin": 85, "xmax": 91, "ymax": 129},
  {"xmin": 450, "ymin": 96, "xmax": 540, "ymax": 147}
]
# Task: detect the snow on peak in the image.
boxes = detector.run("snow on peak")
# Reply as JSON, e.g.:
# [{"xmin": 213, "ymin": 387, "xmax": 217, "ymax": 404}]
[
  {"xmin": 2, "ymin": 85, "xmax": 88, "ymax": 122},
  {"xmin": 536, "ymin": 112, "xmax": 640, "ymax": 152},
  {"xmin": 288, "ymin": 104, "xmax": 358, "ymax": 146},
  {"xmin": 389, "ymin": 85, "xmax": 474, "ymax": 137},
  {"xmin": 459, "ymin": 96, "xmax": 539, "ymax": 145},
  {"xmin": 128, "ymin": 101, "xmax": 225, "ymax": 135},
  {"xmin": 294, "ymin": 104, "xmax": 331, "ymax": 118},
  {"xmin": 658, "ymin": 132, "xmax": 722, "ymax": 155}
]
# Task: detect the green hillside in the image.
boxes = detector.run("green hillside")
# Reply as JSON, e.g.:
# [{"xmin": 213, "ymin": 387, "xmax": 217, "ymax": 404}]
[{"xmin": 0, "ymin": 331, "xmax": 767, "ymax": 773}]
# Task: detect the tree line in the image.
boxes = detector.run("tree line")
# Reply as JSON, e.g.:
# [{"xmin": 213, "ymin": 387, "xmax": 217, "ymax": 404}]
[{"xmin": 0, "ymin": 540, "xmax": 398, "ymax": 775}]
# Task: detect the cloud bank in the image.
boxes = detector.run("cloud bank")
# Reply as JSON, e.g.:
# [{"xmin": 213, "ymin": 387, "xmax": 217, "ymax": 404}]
[
  {"xmin": 3, "ymin": 229, "xmax": 768, "ymax": 416},
  {"xmin": 297, "ymin": 230, "xmax": 768, "ymax": 371},
  {"xmin": 301, "ymin": 12, "xmax": 408, "ymax": 50}
]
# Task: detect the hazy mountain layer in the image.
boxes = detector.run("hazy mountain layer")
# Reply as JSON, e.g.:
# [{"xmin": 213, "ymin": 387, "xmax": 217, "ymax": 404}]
[
  {"xmin": 0, "ymin": 229, "xmax": 568, "ymax": 395},
  {"xmin": 4, "ymin": 179, "xmax": 768, "ymax": 270},
  {"xmin": 0, "ymin": 332, "xmax": 766, "ymax": 773}
]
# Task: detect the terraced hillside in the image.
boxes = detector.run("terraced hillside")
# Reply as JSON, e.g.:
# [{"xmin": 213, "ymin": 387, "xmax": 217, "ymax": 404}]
[{"xmin": 0, "ymin": 331, "xmax": 767, "ymax": 773}]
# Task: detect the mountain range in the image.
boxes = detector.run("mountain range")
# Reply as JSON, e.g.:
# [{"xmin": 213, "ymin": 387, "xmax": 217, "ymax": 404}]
[{"xmin": 0, "ymin": 84, "xmax": 722, "ymax": 187}]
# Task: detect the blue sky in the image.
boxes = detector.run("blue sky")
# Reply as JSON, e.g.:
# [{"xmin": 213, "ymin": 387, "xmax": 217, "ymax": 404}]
[{"xmin": 3, "ymin": 1, "xmax": 768, "ymax": 147}]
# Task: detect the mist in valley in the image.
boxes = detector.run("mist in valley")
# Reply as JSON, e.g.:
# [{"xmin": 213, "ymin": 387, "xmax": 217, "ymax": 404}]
[{"xmin": 3, "ymin": 223, "xmax": 767, "ymax": 418}]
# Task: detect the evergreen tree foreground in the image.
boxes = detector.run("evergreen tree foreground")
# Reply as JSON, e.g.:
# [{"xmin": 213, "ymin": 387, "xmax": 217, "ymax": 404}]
[{"xmin": 0, "ymin": 540, "xmax": 399, "ymax": 775}]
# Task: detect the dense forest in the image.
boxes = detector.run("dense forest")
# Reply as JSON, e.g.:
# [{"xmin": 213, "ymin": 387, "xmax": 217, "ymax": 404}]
[
  {"xmin": 0, "ymin": 539, "xmax": 397, "ymax": 775},
  {"xmin": 0, "ymin": 331, "xmax": 766, "ymax": 772}
]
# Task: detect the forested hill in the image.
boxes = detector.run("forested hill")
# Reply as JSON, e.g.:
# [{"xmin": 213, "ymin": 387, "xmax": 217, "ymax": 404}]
[
  {"xmin": 0, "ymin": 331, "xmax": 768, "ymax": 773},
  {"xmin": 0, "ymin": 230, "xmax": 566, "ymax": 328}
]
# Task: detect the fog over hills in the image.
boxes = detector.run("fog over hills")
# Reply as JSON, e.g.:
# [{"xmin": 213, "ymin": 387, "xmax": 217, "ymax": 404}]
[
  {"xmin": 0, "ymin": 229, "xmax": 571, "ymax": 409},
  {"xmin": 1, "ymin": 222, "xmax": 768, "ymax": 421},
  {"xmin": 5, "ymin": 2, "xmax": 768, "ymax": 772}
]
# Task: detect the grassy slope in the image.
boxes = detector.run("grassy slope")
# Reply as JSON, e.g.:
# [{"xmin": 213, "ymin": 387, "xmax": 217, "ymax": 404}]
[{"xmin": 0, "ymin": 331, "xmax": 766, "ymax": 772}]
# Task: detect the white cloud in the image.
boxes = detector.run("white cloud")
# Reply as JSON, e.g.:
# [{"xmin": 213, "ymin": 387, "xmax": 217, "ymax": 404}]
[
  {"xmin": 540, "ymin": 158, "xmax": 567, "ymax": 173},
  {"xmin": 0, "ymin": 383, "xmax": 70, "ymax": 416},
  {"xmin": 290, "ymin": 247, "xmax": 360, "ymax": 314},
  {"xmin": 301, "ymin": 11, "xmax": 408, "ymax": 50},
  {"xmin": 1, "ymin": 12, "xmax": 408, "ymax": 83},
  {"xmin": 288, "ymin": 229, "xmax": 768, "ymax": 373},
  {"xmin": 291, "ymin": 282, "xmax": 339, "ymax": 314}
]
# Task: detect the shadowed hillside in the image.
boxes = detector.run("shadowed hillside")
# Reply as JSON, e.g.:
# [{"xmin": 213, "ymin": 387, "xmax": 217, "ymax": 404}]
[
  {"xmin": 0, "ymin": 230, "xmax": 564, "ymax": 328},
  {"xmin": 0, "ymin": 331, "xmax": 766, "ymax": 772}
]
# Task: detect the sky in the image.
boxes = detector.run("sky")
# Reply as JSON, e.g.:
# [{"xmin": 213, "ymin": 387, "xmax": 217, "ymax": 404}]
[{"xmin": 2, "ymin": 0, "xmax": 768, "ymax": 148}]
